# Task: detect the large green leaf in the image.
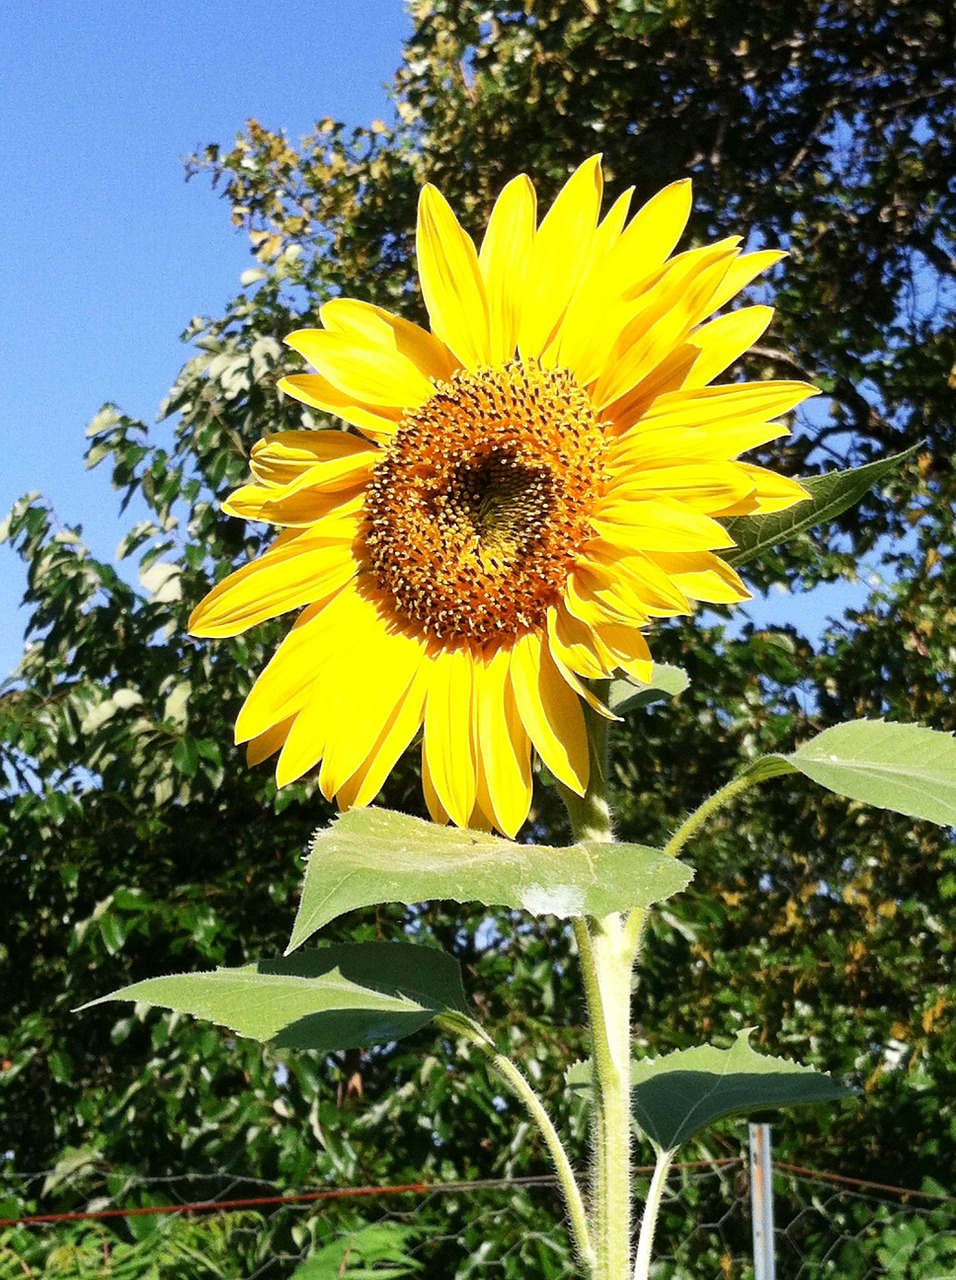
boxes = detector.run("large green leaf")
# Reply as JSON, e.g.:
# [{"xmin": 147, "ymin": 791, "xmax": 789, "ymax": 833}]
[
  {"xmin": 82, "ymin": 942, "xmax": 468, "ymax": 1051},
  {"xmin": 722, "ymin": 445, "xmax": 918, "ymax": 567},
  {"xmin": 628, "ymin": 1031, "xmax": 850, "ymax": 1152},
  {"xmin": 288, "ymin": 809, "xmax": 692, "ymax": 952},
  {"xmin": 744, "ymin": 720, "xmax": 956, "ymax": 827}
]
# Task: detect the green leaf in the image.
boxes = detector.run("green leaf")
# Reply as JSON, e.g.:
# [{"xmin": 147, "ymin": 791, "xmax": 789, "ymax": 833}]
[
  {"xmin": 744, "ymin": 720, "xmax": 956, "ymax": 827},
  {"xmin": 736, "ymin": 755, "xmax": 796, "ymax": 787},
  {"xmin": 628, "ymin": 1030, "xmax": 850, "ymax": 1151},
  {"xmin": 722, "ymin": 445, "xmax": 919, "ymax": 567},
  {"xmin": 82, "ymin": 942, "xmax": 468, "ymax": 1052},
  {"xmin": 289, "ymin": 809, "xmax": 692, "ymax": 952},
  {"xmin": 171, "ymin": 736, "xmax": 198, "ymax": 777},
  {"xmin": 608, "ymin": 663, "xmax": 689, "ymax": 713},
  {"xmin": 290, "ymin": 1224, "xmax": 422, "ymax": 1279}
]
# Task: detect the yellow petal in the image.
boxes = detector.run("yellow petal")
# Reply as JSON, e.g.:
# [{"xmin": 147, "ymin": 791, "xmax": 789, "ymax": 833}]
[
  {"xmin": 478, "ymin": 174, "xmax": 536, "ymax": 365},
  {"xmin": 547, "ymin": 641, "xmax": 619, "ymax": 720},
  {"xmin": 619, "ymin": 236, "xmax": 741, "ymax": 305},
  {"xmin": 592, "ymin": 245, "xmax": 741, "ymax": 408},
  {"xmin": 318, "ymin": 609, "xmax": 427, "ymax": 800},
  {"xmin": 571, "ymin": 560, "xmax": 673, "ymax": 626},
  {"xmin": 417, "ymin": 185, "xmax": 492, "ymax": 370},
  {"xmin": 225, "ymin": 449, "xmax": 372, "ymax": 524},
  {"xmin": 607, "ymin": 421, "xmax": 793, "ymax": 471},
  {"xmin": 519, "ymin": 155, "xmax": 604, "ymax": 358},
  {"xmin": 421, "ymin": 752, "xmax": 451, "ymax": 826},
  {"xmin": 591, "ymin": 498, "xmax": 735, "ymax": 552},
  {"xmin": 570, "ymin": 563, "xmax": 639, "ymax": 624},
  {"xmin": 271, "ymin": 584, "xmax": 394, "ymax": 787},
  {"xmin": 584, "ymin": 542, "xmax": 692, "ymax": 615},
  {"xmin": 603, "ymin": 346, "xmax": 701, "ymax": 434},
  {"xmin": 319, "ymin": 297, "xmax": 459, "ymax": 382},
  {"xmin": 279, "ymin": 373, "xmax": 403, "ymax": 439},
  {"xmin": 593, "ymin": 186, "xmax": 634, "ymax": 256},
  {"xmin": 245, "ymin": 715, "xmax": 295, "ymax": 767},
  {"xmin": 713, "ymin": 466, "xmax": 810, "ymax": 516},
  {"xmin": 605, "ymin": 461, "xmax": 756, "ymax": 514},
  {"xmin": 646, "ymin": 551, "xmax": 750, "ymax": 604},
  {"xmin": 285, "ymin": 329, "xmax": 435, "ymax": 408},
  {"xmin": 617, "ymin": 179, "xmax": 693, "ymax": 275},
  {"xmin": 593, "ymin": 621, "xmax": 654, "ymax": 684},
  {"xmin": 565, "ymin": 569, "xmax": 636, "ymax": 629},
  {"xmin": 423, "ymin": 646, "xmax": 478, "ymax": 828},
  {"xmin": 550, "ymin": 180, "xmax": 693, "ymax": 383},
  {"xmin": 683, "ymin": 305, "xmax": 774, "ymax": 389},
  {"xmin": 469, "ymin": 776, "xmax": 498, "ymax": 834},
  {"xmin": 248, "ymin": 443, "xmax": 373, "ymax": 492},
  {"xmin": 475, "ymin": 646, "xmax": 533, "ymax": 838},
  {"xmin": 248, "ymin": 429, "xmax": 374, "ymax": 486},
  {"xmin": 637, "ymin": 381, "xmax": 818, "ymax": 433},
  {"xmin": 225, "ymin": 487, "xmax": 365, "ymax": 530},
  {"xmin": 274, "ymin": 689, "xmax": 330, "ymax": 787},
  {"xmin": 235, "ymin": 599, "xmax": 341, "ymax": 744},
  {"xmin": 707, "ymin": 250, "xmax": 786, "ymax": 312},
  {"xmin": 547, "ymin": 605, "xmax": 613, "ymax": 680},
  {"xmin": 336, "ymin": 663, "xmax": 430, "ymax": 811},
  {"xmin": 509, "ymin": 630, "xmax": 588, "ymax": 794},
  {"xmin": 189, "ymin": 533, "xmax": 358, "ymax": 639}
]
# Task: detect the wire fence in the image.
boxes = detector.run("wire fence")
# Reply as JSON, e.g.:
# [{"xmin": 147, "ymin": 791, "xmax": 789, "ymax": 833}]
[{"xmin": 2, "ymin": 1145, "xmax": 955, "ymax": 1278}]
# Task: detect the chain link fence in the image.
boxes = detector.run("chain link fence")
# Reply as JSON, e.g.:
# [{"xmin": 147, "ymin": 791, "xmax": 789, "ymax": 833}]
[{"xmin": 2, "ymin": 1144, "xmax": 954, "ymax": 1278}]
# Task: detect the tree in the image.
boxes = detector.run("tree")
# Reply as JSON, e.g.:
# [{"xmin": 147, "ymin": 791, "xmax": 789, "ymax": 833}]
[{"xmin": 188, "ymin": 0, "xmax": 956, "ymax": 1175}]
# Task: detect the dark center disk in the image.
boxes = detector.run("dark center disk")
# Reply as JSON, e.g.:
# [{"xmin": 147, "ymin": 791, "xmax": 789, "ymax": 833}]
[
  {"xmin": 362, "ymin": 362, "xmax": 606, "ymax": 643},
  {"xmin": 446, "ymin": 452, "xmax": 554, "ymax": 555}
]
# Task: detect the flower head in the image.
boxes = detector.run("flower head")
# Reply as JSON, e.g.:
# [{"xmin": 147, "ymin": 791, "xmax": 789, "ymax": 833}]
[{"xmin": 189, "ymin": 157, "xmax": 814, "ymax": 836}]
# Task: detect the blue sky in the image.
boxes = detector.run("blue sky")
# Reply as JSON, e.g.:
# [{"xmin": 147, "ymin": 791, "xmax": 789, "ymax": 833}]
[
  {"xmin": 0, "ymin": 0, "xmax": 411, "ymax": 677},
  {"xmin": 0, "ymin": 1, "xmax": 872, "ymax": 683}
]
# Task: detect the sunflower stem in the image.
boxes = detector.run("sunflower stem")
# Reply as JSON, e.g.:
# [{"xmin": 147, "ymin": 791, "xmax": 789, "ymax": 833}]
[
  {"xmin": 662, "ymin": 770, "xmax": 764, "ymax": 861},
  {"xmin": 632, "ymin": 1148, "xmax": 675, "ymax": 1280},
  {"xmin": 436, "ymin": 1013, "xmax": 594, "ymax": 1273},
  {"xmin": 557, "ymin": 687, "xmax": 614, "ymax": 845},
  {"xmin": 562, "ymin": 696, "xmax": 635, "ymax": 1280}
]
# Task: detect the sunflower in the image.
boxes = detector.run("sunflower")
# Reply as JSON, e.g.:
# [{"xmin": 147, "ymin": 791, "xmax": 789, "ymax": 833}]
[{"xmin": 189, "ymin": 156, "xmax": 815, "ymax": 837}]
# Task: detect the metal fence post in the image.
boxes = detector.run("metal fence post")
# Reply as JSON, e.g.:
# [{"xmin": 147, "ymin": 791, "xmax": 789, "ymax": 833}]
[{"xmin": 749, "ymin": 1122, "xmax": 777, "ymax": 1280}]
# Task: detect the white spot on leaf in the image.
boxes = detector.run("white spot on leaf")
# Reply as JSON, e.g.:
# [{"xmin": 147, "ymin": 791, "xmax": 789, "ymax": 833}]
[{"xmin": 519, "ymin": 883, "xmax": 586, "ymax": 917}]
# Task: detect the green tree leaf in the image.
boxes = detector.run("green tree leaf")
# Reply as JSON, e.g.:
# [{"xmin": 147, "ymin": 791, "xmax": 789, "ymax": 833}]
[
  {"xmin": 288, "ymin": 809, "xmax": 692, "ymax": 952},
  {"xmin": 290, "ymin": 1223, "xmax": 422, "ymax": 1279},
  {"xmin": 723, "ymin": 446, "xmax": 920, "ymax": 567},
  {"xmin": 744, "ymin": 720, "xmax": 956, "ymax": 826},
  {"xmin": 83, "ymin": 942, "xmax": 468, "ymax": 1051},
  {"xmin": 628, "ymin": 1030, "xmax": 851, "ymax": 1151}
]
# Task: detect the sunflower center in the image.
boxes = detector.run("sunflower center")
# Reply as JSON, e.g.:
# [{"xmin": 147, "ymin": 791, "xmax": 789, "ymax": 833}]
[{"xmin": 364, "ymin": 360, "xmax": 607, "ymax": 643}]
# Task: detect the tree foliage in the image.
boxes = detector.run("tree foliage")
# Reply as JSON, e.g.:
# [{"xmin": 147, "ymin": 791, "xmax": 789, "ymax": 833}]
[{"xmin": 2, "ymin": 1, "xmax": 955, "ymax": 1273}]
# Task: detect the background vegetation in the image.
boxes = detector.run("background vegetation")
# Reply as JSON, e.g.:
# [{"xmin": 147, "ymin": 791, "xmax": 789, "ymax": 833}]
[{"xmin": 2, "ymin": 0, "xmax": 954, "ymax": 1274}]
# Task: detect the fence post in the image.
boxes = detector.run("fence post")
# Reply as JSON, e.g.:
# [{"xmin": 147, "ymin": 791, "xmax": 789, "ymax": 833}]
[{"xmin": 749, "ymin": 1122, "xmax": 777, "ymax": 1280}]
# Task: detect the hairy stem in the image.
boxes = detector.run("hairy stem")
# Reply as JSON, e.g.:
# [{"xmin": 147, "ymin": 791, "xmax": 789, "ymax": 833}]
[
  {"xmin": 632, "ymin": 1149, "xmax": 675, "ymax": 1280},
  {"xmin": 437, "ymin": 1013, "xmax": 594, "ymax": 1274},
  {"xmin": 663, "ymin": 771, "xmax": 769, "ymax": 861},
  {"xmin": 563, "ymin": 696, "xmax": 635, "ymax": 1279}
]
